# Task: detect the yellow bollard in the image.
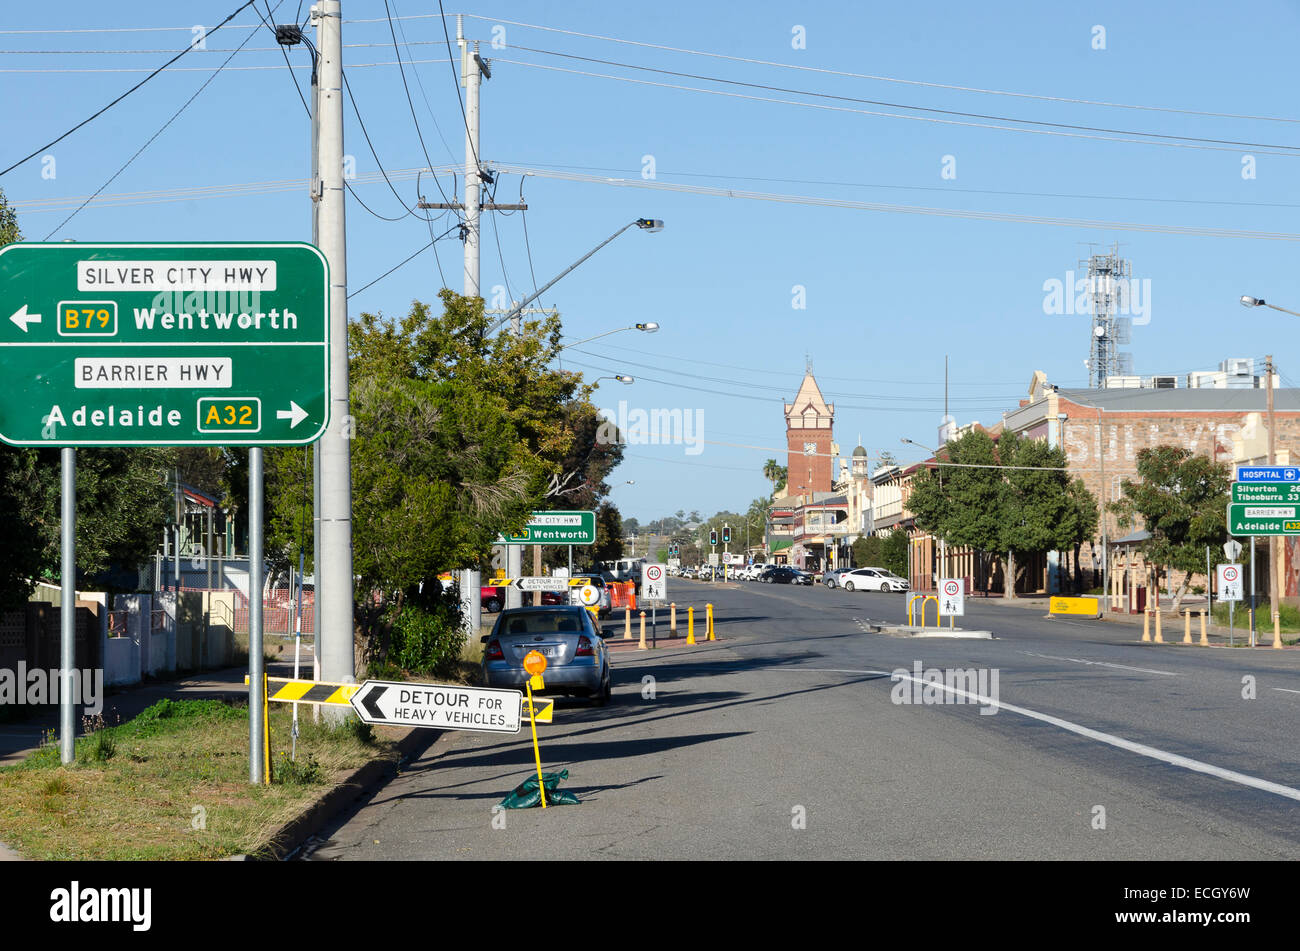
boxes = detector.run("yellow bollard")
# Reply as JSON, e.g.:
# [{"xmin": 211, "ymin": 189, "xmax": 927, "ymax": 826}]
[
  {"xmin": 1183, "ymin": 611, "xmax": 1192, "ymax": 645},
  {"xmin": 1275, "ymin": 610, "xmax": 1283, "ymax": 649},
  {"xmin": 670, "ymin": 602, "xmax": 678, "ymax": 638},
  {"xmin": 1142, "ymin": 609, "xmax": 1151, "ymax": 642},
  {"xmin": 687, "ymin": 606, "xmax": 696, "ymax": 645},
  {"xmin": 1154, "ymin": 609, "xmax": 1163, "ymax": 643},
  {"xmin": 706, "ymin": 603, "xmax": 715, "ymax": 640},
  {"xmin": 638, "ymin": 611, "xmax": 647, "ymax": 650},
  {"xmin": 623, "ymin": 605, "xmax": 632, "ymax": 640},
  {"xmin": 1200, "ymin": 609, "xmax": 1208, "ymax": 646}
]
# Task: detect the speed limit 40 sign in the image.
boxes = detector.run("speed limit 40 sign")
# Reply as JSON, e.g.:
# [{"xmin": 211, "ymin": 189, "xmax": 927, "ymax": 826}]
[
  {"xmin": 1216, "ymin": 564, "xmax": 1243, "ymax": 602},
  {"xmin": 643, "ymin": 563, "xmax": 667, "ymax": 602},
  {"xmin": 939, "ymin": 578, "xmax": 964, "ymax": 616}
]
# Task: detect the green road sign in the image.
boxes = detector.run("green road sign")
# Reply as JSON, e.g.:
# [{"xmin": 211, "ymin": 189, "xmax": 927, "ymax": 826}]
[
  {"xmin": 497, "ymin": 510, "xmax": 596, "ymax": 545},
  {"xmin": 1227, "ymin": 503, "xmax": 1300, "ymax": 536},
  {"xmin": 0, "ymin": 242, "xmax": 328, "ymax": 446},
  {"xmin": 1231, "ymin": 482, "xmax": 1300, "ymax": 504}
]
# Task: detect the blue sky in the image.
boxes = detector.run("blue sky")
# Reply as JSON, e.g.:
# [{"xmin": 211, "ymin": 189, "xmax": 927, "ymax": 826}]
[{"xmin": 4, "ymin": 1, "xmax": 1300, "ymax": 522}]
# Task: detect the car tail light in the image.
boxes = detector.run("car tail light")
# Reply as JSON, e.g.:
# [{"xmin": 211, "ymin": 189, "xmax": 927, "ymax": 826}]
[
  {"xmin": 485, "ymin": 639, "xmax": 504, "ymax": 660},
  {"xmin": 575, "ymin": 635, "xmax": 594, "ymax": 657}
]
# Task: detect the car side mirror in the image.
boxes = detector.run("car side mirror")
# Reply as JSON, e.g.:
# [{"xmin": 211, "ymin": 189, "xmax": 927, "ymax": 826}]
[{"xmin": 479, "ymin": 634, "xmax": 489, "ymax": 645}]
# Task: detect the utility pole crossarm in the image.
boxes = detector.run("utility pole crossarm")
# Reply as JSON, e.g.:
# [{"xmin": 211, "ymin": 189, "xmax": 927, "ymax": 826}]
[{"xmin": 418, "ymin": 202, "xmax": 528, "ymax": 211}]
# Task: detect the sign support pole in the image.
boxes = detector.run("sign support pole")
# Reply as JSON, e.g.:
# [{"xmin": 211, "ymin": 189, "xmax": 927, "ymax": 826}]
[
  {"xmin": 248, "ymin": 447, "xmax": 266, "ymax": 784},
  {"xmin": 59, "ymin": 448, "xmax": 75, "ymax": 765}
]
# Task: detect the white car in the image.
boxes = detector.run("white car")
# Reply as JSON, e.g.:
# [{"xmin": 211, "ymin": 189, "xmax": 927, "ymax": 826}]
[{"xmin": 838, "ymin": 567, "xmax": 910, "ymax": 592}]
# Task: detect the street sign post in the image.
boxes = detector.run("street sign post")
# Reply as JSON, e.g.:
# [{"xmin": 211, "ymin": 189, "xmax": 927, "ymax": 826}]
[
  {"xmin": 349, "ymin": 680, "xmax": 522, "ymax": 733},
  {"xmin": 496, "ymin": 510, "xmax": 596, "ymax": 545},
  {"xmin": 939, "ymin": 578, "xmax": 964, "ymax": 619},
  {"xmin": 1217, "ymin": 564, "xmax": 1243, "ymax": 601},
  {"xmin": 1226, "ymin": 504, "xmax": 1300, "ymax": 536},
  {"xmin": 0, "ymin": 242, "xmax": 329, "ymax": 446}
]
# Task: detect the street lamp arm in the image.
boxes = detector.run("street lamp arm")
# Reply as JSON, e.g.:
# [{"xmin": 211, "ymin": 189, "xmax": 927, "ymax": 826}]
[
  {"xmin": 1264, "ymin": 302, "xmax": 1300, "ymax": 320},
  {"xmin": 488, "ymin": 219, "xmax": 654, "ymax": 334},
  {"xmin": 562, "ymin": 326, "xmax": 638, "ymax": 350}
]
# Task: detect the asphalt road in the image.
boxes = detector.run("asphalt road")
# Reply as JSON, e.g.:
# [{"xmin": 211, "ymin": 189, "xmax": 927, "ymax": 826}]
[{"xmin": 304, "ymin": 580, "xmax": 1300, "ymax": 860}]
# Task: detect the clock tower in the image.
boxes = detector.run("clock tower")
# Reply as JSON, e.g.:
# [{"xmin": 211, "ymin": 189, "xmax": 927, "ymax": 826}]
[{"xmin": 784, "ymin": 368, "xmax": 834, "ymax": 493}]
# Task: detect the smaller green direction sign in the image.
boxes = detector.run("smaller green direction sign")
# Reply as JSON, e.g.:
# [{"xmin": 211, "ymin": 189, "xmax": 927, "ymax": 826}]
[
  {"xmin": 1231, "ymin": 482, "xmax": 1300, "ymax": 505},
  {"xmin": 497, "ymin": 510, "xmax": 596, "ymax": 545},
  {"xmin": 1227, "ymin": 503, "xmax": 1300, "ymax": 537}
]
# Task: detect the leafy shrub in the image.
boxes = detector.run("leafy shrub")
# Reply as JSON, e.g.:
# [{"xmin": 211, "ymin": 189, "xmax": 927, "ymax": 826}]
[
  {"xmin": 388, "ymin": 600, "xmax": 466, "ymax": 677},
  {"xmin": 274, "ymin": 752, "xmax": 323, "ymax": 785}
]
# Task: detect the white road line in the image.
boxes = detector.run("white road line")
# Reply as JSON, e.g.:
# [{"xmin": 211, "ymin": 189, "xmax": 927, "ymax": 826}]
[
  {"xmin": 1019, "ymin": 649, "xmax": 1177, "ymax": 677},
  {"xmin": 1272, "ymin": 687, "xmax": 1300, "ymax": 695},
  {"xmin": 787, "ymin": 665, "xmax": 1300, "ymax": 803}
]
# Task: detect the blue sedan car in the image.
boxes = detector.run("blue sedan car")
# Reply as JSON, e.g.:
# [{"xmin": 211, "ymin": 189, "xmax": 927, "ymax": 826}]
[{"xmin": 481, "ymin": 605, "xmax": 612, "ymax": 705}]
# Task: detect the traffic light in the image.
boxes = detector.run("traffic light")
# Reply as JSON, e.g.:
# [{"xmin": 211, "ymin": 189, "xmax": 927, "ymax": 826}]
[
  {"xmin": 723, "ymin": 525, "xmax": 731, "ymax": 544},
  {"xmin": 709, "ymin": 530, "xmax": 718, "ymax": 546}
]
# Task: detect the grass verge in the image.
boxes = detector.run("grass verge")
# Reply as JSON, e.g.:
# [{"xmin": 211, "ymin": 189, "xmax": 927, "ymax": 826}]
[
  {"xmin": 1212, "ymin": 601, "xmax": 1300, "ymax": 639},
  {"xmin": 0, "ymin": 697, "xmax": 396, "ymax": 860}
]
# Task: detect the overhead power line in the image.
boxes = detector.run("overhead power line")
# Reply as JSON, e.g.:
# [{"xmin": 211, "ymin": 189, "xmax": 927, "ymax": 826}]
[
  {"xmin": 0, "ymin": 0, "xmax": 260, "ymax": 178},
  {"xmin": 492, "ymin": 58, "xmax": 1300, "ymax": 159},
  {"xmin": 505, "ymin": 44, "xmax": 1300, "ymax": 153},
  {"xmin": 461, "ymin": 13, "xmax": 1300, "ymax": 125},
  {"xmin": 489, "ymin": 162, "xmax": 1300, "ymax": 242},
  {"xmin": 44, "ymin": 5, "xmax": 272, "ymax": 238}
]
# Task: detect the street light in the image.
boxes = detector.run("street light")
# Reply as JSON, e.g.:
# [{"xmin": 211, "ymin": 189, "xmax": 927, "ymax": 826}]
[
  {"xmin": 1240, "ymin": 295, "xmax": 1300, "ymax": 318},
  {"xmin": 488, "ymin": 218, "xmax": 665, "ymax": 334},
  {"xmin": 561, "ymin": 322, "xmax": 659, "ymax": 351},
  {"xmin": 594, "ymin": 374, "xmax": 634, "ymax": 385}
]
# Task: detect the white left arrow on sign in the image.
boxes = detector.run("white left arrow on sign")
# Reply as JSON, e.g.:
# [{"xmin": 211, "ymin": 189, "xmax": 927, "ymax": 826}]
[
  {"xmin": 9, "ymin": 305, "xmax": 41, "ymax": 333},
  {"xmin": 276, "ymin": 401, "xmax": 308, "ymax": 428}
]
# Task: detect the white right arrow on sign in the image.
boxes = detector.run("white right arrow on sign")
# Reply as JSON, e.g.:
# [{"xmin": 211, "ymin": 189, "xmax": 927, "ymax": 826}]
[{"xmin": 277, "ymin": 401, "xmax": 308, "ymax": 428}]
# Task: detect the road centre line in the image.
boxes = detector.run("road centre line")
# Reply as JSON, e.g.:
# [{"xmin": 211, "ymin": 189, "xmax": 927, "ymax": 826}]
[
  {"xmin": 1272, "ymin": 687, "xmax": 1300, "ymax": 695},
  {"xmin": 1018, "ymin": 649, "xmax": 1178, "ymax": 676},
  {"xmin": 785, "ymin": 665, "xmax": 1300, "ymax": 803}
]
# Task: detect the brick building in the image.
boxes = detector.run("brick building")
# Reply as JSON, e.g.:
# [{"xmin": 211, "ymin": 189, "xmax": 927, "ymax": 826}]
[{"xmin": 1002, "ymin": 371, "xmax": 1300, "ymax": 600}]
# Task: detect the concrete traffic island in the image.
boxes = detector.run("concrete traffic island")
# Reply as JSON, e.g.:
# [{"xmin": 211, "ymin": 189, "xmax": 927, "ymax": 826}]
[{"xmin": 871, "ymin": 622, "xmax": 994, "ymax": 639}]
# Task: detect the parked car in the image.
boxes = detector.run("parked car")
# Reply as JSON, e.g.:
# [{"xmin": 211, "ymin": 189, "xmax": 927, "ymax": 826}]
[
  {"xmin": 765, "ymin": 566, "xmax": 811, "ymax": 585},
  {"xmin": 822, "ymin": 568, "xmax": 851, "ymax": 588},
  {"xmin": 481, "ymin": 585, "xmax": 505, "ymax": 613},
  {"xmin": 838, "ymin": 567, "xmax": 910, "ymax": 592},
  {"xmin": 481, "ymin": 606, "xmax": 611, "ymax": 704}
]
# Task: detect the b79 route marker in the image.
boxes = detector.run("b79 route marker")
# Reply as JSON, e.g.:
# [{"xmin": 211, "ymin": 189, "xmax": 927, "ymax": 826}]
[{"xmin": 0, "ymin": 242, "xmax": 328, "ymax": 447}]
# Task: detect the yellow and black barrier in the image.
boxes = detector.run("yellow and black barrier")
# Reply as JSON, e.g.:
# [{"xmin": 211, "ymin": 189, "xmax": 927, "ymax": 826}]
[
  {"xmin": 1049, "ymin": 596, "xmax": 1101, "ymax": 618},
  {"xmin": 244, "ymin": 675, "xmax": 359, "ymax": 706}
]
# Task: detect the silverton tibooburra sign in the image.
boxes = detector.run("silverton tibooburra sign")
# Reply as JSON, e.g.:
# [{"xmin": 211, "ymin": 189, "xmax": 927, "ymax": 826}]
[{"xmin": 0, "ymin": 242, "xmax": 328, "ymax": 446}]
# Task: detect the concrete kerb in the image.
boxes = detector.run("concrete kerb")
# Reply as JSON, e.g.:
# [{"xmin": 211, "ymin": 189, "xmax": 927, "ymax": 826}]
[{"xmin": 246, "ymin": 723, "xmax": 438, "ymax": 861}]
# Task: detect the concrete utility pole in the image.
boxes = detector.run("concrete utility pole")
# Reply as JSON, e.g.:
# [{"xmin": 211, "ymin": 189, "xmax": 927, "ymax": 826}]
[
  {"xmin": 313, "ymin": 1, "xmax": 355, "ymax": 692},
  {"xmin": 459, "ymin": 17, "xmax": 486, "ymax": 632}
]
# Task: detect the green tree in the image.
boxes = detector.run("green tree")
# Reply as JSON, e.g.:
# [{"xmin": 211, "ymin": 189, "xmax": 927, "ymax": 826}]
[
  {"xmin": 1001, "ymin": 431, "xmax": 1073, "ymax": 598},
  {"xmin": 882, "ymin": 528, "xmax": 909, "ymax": 578},
  {"xmin": 906, "ymin": 429, "xmax": 1007, "ymax": 595},
  {"xmin": 1060, "ymin": 477, "xmax": 1100, "ymax": 593},
  {"xmin": 335, "ymin": 290, "xmax": 585, "ymax": 654},
  {"xmin": 851, "ymin": 534, "xmax": 884, "ymax": 567},
  {"xmin": 590, "ymin": 501, "xmax": 624, "ymax": 565},
  {"xmin": 1109, "ymin": 446, "xmax": 1230, "ymax": 610}
]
